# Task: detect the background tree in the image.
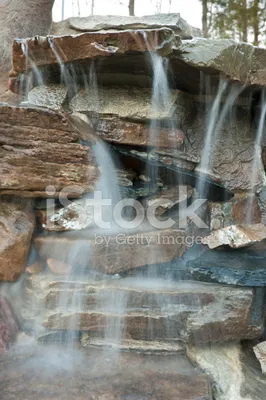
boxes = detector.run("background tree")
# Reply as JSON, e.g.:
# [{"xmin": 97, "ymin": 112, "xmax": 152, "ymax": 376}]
[{"xmin": 128, "ymin": 0, "xmax": 135, "ymax": 15}]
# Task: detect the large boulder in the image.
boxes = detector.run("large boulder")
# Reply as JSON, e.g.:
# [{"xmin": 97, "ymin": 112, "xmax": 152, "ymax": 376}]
[
  {"xmin": 34, "ymin": 229, "xmax": 187, "ymax": 274},
  {"xmin": 0, "ymin": 103, "xmax": 99, "ymax": 197},
  {"xmin": 24, "ymin": 275, "xmax": 262, "ymax": 344},
  {"xmin": 0, "ymin": 199, "xmax": 34, "ymax": 281},
  {"xmin": 52, "ymin": 13, "xmax": 202, "ymax": 39}
]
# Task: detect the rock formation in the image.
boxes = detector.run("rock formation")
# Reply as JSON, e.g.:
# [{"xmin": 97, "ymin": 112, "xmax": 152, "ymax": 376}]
[{"xmin": 2, "ymin": 10, "xmax": 266, "ymax": 400}]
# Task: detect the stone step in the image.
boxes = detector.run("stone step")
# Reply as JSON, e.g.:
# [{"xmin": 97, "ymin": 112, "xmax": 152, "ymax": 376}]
[
  {"xmin": 81, "ymin": 335, "xmax": 185, "ymax": 354},
  {"xmin": 23, "ymin": 276, "xmax": 263, "ymax": 344},
  {"xmin": 0, "ymin": 343, "xmax": 212, "ymax": 400},
  {"xmin": 10, "ymin": 28, "xmax": 175, "ymax": 80},
  {"xmin": 34, "ymin": 229, "xmax": 187, "ymax": 275}
]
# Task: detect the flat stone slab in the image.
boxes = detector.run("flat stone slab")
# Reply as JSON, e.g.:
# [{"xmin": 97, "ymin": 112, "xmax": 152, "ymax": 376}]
[
  {"xmin": 24, "ymin": 276, "xmax": 263, "ymax": 343},
  {"xmin": 186, "ymin": 250, "xmax": 266, "ymax": 286},
  {"xmin": 10, "ymin": 28, "xmax": 175, "ymax": 78},
  {"xmin": 0, "ymin": 103, "xmax": 99, "ymax": 197},
  {"xmin": 0, "ymin": 342, "xmax": 212, "ymax": 400},
  {"xmin": 52, "ymin": 13, "xmax": 202, "ymax": 39},
  {"xmin": 34, "ymin": 229, "xmax": 187, "ymax": 274},
  {"xmin": 202, "ymin": 224, "xmax": 266, "ymax": 249}
]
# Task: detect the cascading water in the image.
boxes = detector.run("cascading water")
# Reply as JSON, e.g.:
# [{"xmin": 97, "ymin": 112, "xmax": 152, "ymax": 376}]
[
  {"xmin": 20, "ymin": 41, "xmax": 44, "ymax": 98},
  {"xmin": 246, "ymin": 90, "xmax": 266, "ymax": 223}
]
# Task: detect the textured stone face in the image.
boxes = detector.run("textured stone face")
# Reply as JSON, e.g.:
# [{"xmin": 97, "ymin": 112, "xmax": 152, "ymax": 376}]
[
  {"xmin": 10, "ymin": 28, "xmax": 176, "ymax": 78},
  {"xmin": 0, "ymin": 345, "xmax": 212, "ymax": 400},
  {"xmin": 0, "ymin": 199, "xmax": 34, "ymax": 281},
  {"xmin": 202, "ymin": 224, "xmax": 266, "ymax": 249},
  {"xmin": 0, "ymin": 104, "xmax": 99, "ymax": 197},
  {"xmin": 34, "ymin": 229, "xmax": 187, "ymax": 274},
  {"xmin": 0, "ymin": 296, "xmax": 18, "ymax": 351},
  {"xmin": 52, "ymin": 13, "xmax": 202, "ymax": 39},
  {"xmin": 24, "ymin": 276, "xmax": 262, "ymax": 344}
]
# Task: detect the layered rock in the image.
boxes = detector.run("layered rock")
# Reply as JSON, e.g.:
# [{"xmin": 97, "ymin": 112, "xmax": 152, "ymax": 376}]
[
  {"xmin": 10, "ymin": 28, "xmax": 175, "ymax": 79},
  {"xmin": 23, "ymin": 276, "xmax": 262, "ymax": 343},
  {"xmin": 34, "ymin": 229, "xmax": 187, "ymax": 274},
  {"xmin": 187, "ymin": 250, "xmax": 266, "ymax": 286},
  {"xmin": 202, "ymin": 223, "xmax": 266, "ymax": 249},
  {"xmin": 0, "ymin": 103, "xmax": 99, "ymax": 197},
  {"xmin": 52, "ymin": 13, "xmax": 202, "ymax": 39},
  {"xmin": 0, "ymin": 297, "xmax": 19, "ymax": 351},
  {"xmin": 0, "ymin": 344, "xmax": 212, "ymax": 400},
  {"xmin": 0, "ymin": 199, "xmax": 34, "ymax": 281}
]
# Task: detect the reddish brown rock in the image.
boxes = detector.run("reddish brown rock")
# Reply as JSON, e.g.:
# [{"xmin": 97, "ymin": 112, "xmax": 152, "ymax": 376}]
[
  {"xmin": 0, "ymin": 345, "xmax": 212, "ymax": 400},
  {"xmin": 0, "ymin": 104, "xmax": 99, "ymax": 197},
  {"xmin": 26, "ymin": 262, "xmax": 42, "ymax": 275},
  {"xmin": 24, "ymin": 275, "xmax": 262, "ymax": 343},
  {"xmin": 208, "ymin": 193, "xmax": 261, "ymax": 230},
  {"xmin": 47, "ymin": 258, "xmax": 72, "ymax": 275},
  {"xmin": 10, "ymin": 28, "xmax": 175, "ymax": 80},
  {"xmin": 94, "ymin": 118, "xmax": 184, "ymax": 149},
  {"xmin": 34, "ymin": 229, "xmax": 187, "ymax": 274},
  {"xmin": 0, "ymin": 297, "xmax": 19, "ymax": 352},
  {"xmin": 0, "ymin": 199, "xmax": 35, "ymax": 281}
]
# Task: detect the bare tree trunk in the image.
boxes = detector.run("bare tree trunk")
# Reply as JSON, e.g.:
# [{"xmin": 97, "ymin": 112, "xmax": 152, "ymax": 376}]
[
  {"xmin": 91, "ymin": 0, "xmax": 95, "ymax": 15},
  {"xmin": 202, "ymin": 0, "xmax": 209, "ymax": 38},
  {"xmin": 61, "ymin": 0, "xmax": 65, "ymax": 20},
  {"xmin": 252, "ymin": 0, "xmax": 260, "ymax": 45},
  {"xmin": 129, "ymin": 0, "xmax": 135, "ymax": 16}
]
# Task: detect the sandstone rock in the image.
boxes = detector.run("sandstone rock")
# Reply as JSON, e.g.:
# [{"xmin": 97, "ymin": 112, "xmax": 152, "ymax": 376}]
[
  {"xmin": 187, "ymin": 250, "xmax": 266, "ymax": 286},
  {"xmin": 47, "ymin": 259, "xmax": 72, "ymax": 275},
  {"xmin": 202, "ymin": 223, "xmax": 266, "ymax": 249},
  {"xmin": 0, "ymin": 199, "xmax": 35, "ymax": 281},
  {"xmin": 0, "ymin": 345, "xmax": 212, "ymax": 400},
  {"xmin": 52, "ymin": 13, "xmax": 202, "ymax": 39},
  {"xmin": 26, "ymin": 262, "xmax": 42, "ymax": 275},
  {"xmin": 34, "ymin": 229, "xmax": 187, "ymax": 274},
  {"xmin": 0, "ymin": 297, "xmax": 19, "ymax": 352},
  {"xmin": 142, "ymin": 185, "xmax": 193, "ymax": 216},
  {"xmin": 172, "ymin": 38, "xmax": 266, "ymax": 88},
  {"xmin": 81, "ymin": 335, "xmax": 185, "ymax": 354},
  {"xmin": 27, "ymin": 84, "xmax": 68, "ymax": 110},
  {"xmin": 10, "ymin": 28, "xmax": 175, "ymax": 79},
  {"xmin": 254, "ymin": 341, "xmax": 266, "ymax": 374},
  {"xmin": 93, "ymin": 117, "xmax": 185, "ymax": 148},
  {"xmin": 24, "ymin": 276, "xmax": 262, "ymax": 343},
  {"xmin": 70, "ymin": 87, "xmax": 178, "ymax": 121},
  {"xmin": 0, "ymin": 103, "xmax": 99, "ymax": 197},
  {"xmin": 208, "ymin": 193, "xmax": 261, "ymax": 230},
  {"xmin": 187, "ymin": 343, "xmax": 249, "ymax": 400}
]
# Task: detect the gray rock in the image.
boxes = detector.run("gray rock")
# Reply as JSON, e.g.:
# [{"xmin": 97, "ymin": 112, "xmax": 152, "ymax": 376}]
[
  {"xmin": 172, "ymin": 37, "xmax": 266, "ymax": 87},
  {"xmin": 186, "ymin": 250, "xmax": 266, "ymax": 286},
  {"xmin": 52, "ymin": 13, "xmax": 202, "ymax": 40}
]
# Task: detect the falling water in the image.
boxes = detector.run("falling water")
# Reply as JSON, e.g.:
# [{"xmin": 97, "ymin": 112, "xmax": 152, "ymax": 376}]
[
  {"xmin": 246, "ymin": 90, "xmax": 266, "ymax": 223},
  {"xmin": 20, "ymin": 41, "xmax": 44, "ymax": 97},
  {"xmin": 196, "ymin": 80, "xmax": 228, "ymax": 196}
]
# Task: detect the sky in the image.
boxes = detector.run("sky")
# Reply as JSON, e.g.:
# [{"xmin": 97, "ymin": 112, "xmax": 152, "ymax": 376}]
[{"xmin": 53, "ymin": 0, "xmax": 202, "ymax": 30}]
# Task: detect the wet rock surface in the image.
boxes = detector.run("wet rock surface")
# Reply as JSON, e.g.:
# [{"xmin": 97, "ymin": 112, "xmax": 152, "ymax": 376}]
[
  {"xmin": 0, "ymin": 342, "xmax": 212, "ymax": 400},
  {"xmin": 52, "ymin": 13, "xmax": 202, "ymax": 39},
  {"xmin": 186, "ymin": 249, "xmax": 266, "ymax": 286},
  {"xmin": 23, "ymin": 276, "xmax": 262, "ymax": 343},
  {"xmin": 0, "ymin": 297, "xmax": 19, "ymax": 352},
  {"xmin": 202, "ymin": 223, "xmax": 266, "ymax": 249},
  {"xmin": 34, "ymin": 229, "xmax": 187, "ymax": 274},
  {"xmin": 0, "ymin": 199, "xmax": 35, "ymax": 281},
  {"xmin": 0, "ymin": 103, "xmax": 99, "ymax": 197}
]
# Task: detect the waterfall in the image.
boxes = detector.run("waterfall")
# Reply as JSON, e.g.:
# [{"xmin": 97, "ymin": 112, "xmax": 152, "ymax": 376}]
[
  {"xmin": 246, "ymin": 90, "xmax": 266, "ymax": 223},
  {"xmin": 20, "ymin": 41, "xmax": 44, "ymax": 97}
]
